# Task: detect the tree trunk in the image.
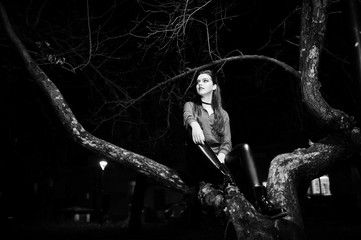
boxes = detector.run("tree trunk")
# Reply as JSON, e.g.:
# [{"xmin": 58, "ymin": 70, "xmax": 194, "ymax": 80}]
[{"xmin": 344, "ymin": 0, "xmax": 361, "ymax": 118}]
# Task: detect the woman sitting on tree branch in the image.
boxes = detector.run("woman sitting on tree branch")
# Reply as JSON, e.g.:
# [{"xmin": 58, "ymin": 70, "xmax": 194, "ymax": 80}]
[{"xmin": 183, "ymin": 69, "xmax": 287, "ymax": 219}]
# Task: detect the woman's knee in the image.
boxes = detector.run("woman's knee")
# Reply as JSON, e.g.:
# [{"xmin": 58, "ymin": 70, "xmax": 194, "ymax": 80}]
[
  {"xmin": 225, "ymin": 143, "xmax": 249, "ymax": 161},
  {"xmin": 231, "ymin": 143, "xmax": 250, "ymax": 154}
]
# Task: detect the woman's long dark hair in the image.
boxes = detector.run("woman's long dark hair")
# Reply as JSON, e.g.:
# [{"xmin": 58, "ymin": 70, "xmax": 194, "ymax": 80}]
[{"xmin": 193, "ymin": 70, "xmax": 225, "ymax": 137}]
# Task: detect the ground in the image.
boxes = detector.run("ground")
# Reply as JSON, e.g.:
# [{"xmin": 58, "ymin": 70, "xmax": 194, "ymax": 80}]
[{"xmin": 3, "ymin": 209, "xmax": 361, "ymax": 240}]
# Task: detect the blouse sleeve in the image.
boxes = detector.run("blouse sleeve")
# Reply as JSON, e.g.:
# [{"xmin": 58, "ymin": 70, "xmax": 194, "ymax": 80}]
[
  {"xmin": 219, "ymin": 111, "xmax": 232, "ymax": 155},
  {"xmin": 183, "ymin": 101, "xmax": 197, "ymax": 128}
]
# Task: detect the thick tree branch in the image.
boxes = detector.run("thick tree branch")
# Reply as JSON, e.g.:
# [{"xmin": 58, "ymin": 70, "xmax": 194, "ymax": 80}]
[
  {"xmin": 0, "ymin": 1, "xmax": 190, "ymax": 194},
  {"xmin": 299, "ymin": 0, "xmax": 356, "ymax": 131},
  {"xmin": 259, "ymin": 0, "xmax": 361, "ymax": 235},
  {"xmin": 199, "ymin": 182, "xmax": 299, "ymax": 240},
  {"xmin": 268, "ymin": 133, "xmax": 356, "ymax": 230}
]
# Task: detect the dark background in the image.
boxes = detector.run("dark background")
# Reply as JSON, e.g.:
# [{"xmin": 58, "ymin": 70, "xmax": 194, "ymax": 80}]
[{"xmin": 1, "ymin": 0, "xmax": 361, "ymax": 239}]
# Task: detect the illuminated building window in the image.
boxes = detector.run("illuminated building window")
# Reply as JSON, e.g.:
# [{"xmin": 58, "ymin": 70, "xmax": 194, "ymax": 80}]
[{"xmin": 307, "ymin": 175, "xmax": 332, "ymax": 196}]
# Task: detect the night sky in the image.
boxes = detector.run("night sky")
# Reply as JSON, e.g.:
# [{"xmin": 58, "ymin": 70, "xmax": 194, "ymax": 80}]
[{"xmin": 1, "ymin": 0, "xmax": 360, "ymax": 231}]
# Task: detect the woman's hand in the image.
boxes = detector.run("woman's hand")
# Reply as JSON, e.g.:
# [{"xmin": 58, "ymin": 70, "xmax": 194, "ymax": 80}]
[
  {"xmin": 217, "ymin": 153, "xmax": 226, "ymax": 164},
  {"xmin": 190, "ymin": 122, "xmax": 205, "ymax": 144}
]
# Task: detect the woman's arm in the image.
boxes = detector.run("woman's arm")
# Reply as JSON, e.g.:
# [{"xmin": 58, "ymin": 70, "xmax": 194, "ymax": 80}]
[
  {"xmin": 183, "ymin": 102, "xmax": 205, "ymax": 144},
  {"xmin": 183, "ymin": 102, "xmax": 196, "ymax": 127}
]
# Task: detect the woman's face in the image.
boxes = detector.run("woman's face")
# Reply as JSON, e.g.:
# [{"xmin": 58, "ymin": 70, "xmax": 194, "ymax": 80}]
[{"xmin": 196, "ymin": 73, "xmax": 217, "ymax": 97}]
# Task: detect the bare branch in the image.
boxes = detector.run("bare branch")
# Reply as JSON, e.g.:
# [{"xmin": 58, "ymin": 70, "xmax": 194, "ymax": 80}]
[
  {"xmin": 82, "ymin": 0, "xmax": 93, "ymax": 70},
  {"xmin": 119, "ymin": 54, "xmax": 300, "ymax": 114},
  {"xmin": 0, "ymin": 1, "xmax": 191, "ymax": 194}
]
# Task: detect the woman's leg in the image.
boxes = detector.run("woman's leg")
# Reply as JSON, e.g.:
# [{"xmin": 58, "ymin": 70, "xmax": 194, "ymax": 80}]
[
  {"xmin": 184, "ymin": 140, "xmax": 226, "ymax": 185},
  {"xmin": 194, "ymin": 142, "xmax": 235, "ymax": 184},
  {"xmin": 225, "ymin": 143, "xmax": 287, "ymax": 219},
  {"xmin": 224, "ymin": 144, "xmax": 257, "ymax": 203}
]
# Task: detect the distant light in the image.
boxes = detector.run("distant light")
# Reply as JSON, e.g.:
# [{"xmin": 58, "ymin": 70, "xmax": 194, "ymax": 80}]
[
  {"xmin": 307, "ymin": 174, "xmax": 331, "ymax": 196},
  {"xmin": 99, "ymin": 160, "xmax": 108, "ymax": 171}
]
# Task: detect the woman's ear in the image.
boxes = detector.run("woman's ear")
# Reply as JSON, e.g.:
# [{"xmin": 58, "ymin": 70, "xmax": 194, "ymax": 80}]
[{"xmin": 213, "ymin": 84, "xmax": 217, "ymax": 91}]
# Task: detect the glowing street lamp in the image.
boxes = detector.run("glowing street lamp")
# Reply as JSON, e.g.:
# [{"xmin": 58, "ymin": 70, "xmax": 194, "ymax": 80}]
[
  {"xmin": 99, "ymin": 160, "xmax": 108, "ymax": 195},
  {"xmin": 99, "ymin": 160, "xmax": 108, "ymax": 171},
  {"xmin": 98, "ymin": 160, "xmax": 108, "ymax": 223}
]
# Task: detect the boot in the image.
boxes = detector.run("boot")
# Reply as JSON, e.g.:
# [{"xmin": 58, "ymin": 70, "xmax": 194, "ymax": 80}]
[{"xmin": 254, "ymin": 186, "xmax": 287, "ymax": 219}]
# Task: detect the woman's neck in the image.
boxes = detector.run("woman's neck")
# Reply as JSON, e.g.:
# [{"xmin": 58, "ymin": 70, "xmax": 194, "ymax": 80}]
[{"xmin": 201, "ymin": 96, "xmax": 212, "ymax": 105}]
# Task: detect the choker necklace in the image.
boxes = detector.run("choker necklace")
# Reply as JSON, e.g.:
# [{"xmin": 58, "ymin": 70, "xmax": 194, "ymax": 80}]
[{"xmin": 202, "ymin": 101, "xmax": 212, "ymax": 105}]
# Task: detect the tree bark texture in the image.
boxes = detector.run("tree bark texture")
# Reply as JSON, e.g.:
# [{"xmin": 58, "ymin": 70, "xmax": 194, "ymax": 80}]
[
  {"xmin": 264, "ymin": 0, "xmax": 361, "ymax": 234},
  {"xmin": 299, "ymin": 0, "xmax": 356, "ymax": 131}
]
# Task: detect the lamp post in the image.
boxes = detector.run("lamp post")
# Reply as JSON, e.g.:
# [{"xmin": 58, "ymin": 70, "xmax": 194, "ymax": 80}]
[{"xmin": 99, "ymin": 160, "xmax": 108, "ymax": 223}]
